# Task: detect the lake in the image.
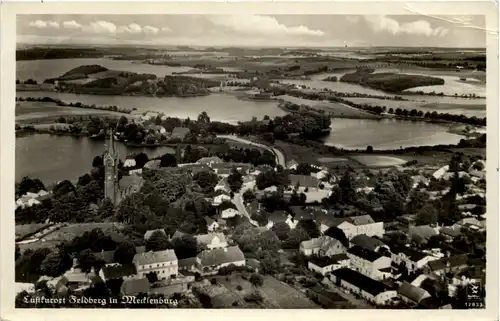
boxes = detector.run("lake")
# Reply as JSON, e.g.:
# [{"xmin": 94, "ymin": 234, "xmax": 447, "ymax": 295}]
[
  {"xmin": 15, "ymin": 91, "xmax": 288, "ymax": 124},
  {"xmin": 15, "ymin": 134, "xmax": 175, "ymax": 185},
  {"xmin": 323, "ymin": 118, "xmax": 464, "ymax": 150},
  {"xmin": 17, "ymin": 58, "xmax": 193, "ymax": 82}
]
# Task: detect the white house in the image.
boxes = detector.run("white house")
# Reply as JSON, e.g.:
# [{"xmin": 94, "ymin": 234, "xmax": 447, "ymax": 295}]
[
  {"xmin": 330, "ymin": 268, "xmax": 397, "ymax": 306},
  {"xmin": 391, "ymin": 247, "xmax": 438, "ymax": 273},
  {"xmin": 432, "ymin": 165, "xmax": 450, "ymax": 180},
  {"xmin": 346, "ymin": 246, "xmax": 392, "ymax": 280},
  {"xmin": 312, "ymin": 170, "xmax": 329, "ymax": 181},
  {"xmin": 337, "ymin": 215, "xmax": 384, "ymax": 239},
  {"xmin": 204, "ymin": 217, "xmax": 220, "ymax": 232},
  {"xmin": 212, "ymin": 193, "xmax": 231, "ymax": 206},
  {"xmin": 300, "ymin": 236, "xmax": 346, "ymax": 257},
  {"xmin": 215, "ymin": 178, "xmax": 231, "ymax": 193},
  {"xmin": 195, "ymin": 233, "xmax": 228, "ymax": 249},
  {"xmin": 124, "ymin": 158, "xmax": 137, "ymax": 168},
  {"xmin": 132, "ymin": 249, "xmax": 178, "ymax": 280},
  {"xmin": 221, "ymin": 208, "xmax": 239, "ymax": 219},
  {"xmin": 307, "ymin": 254, "xmax": 349, "ymax": 275}
]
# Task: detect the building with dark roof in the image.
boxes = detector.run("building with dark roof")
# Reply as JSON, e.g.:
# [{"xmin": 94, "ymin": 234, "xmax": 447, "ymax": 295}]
[
  {"xmin": 350, "ymin": 234, "xmax": 388, "ymax": 252},
  {"xmin": 306, "ymin": 285, "xmax": 350, "ymax": 308},
  {"xmin": 397, "ymin": 281, "xmax": 431, "ymax": 306},
  {"xmin": 289, "ymin": 174, "xmax": 320, "ymax": 189},
  {"xmin": 424, "ymin": 254, "xmax": 469, "ymax": 276},
  {"xmin": 329, "ymin": 268, "xmax": 397, "ymax": 306},
  {"xmin": 347, "ymin": 246, "xmax": 392, "ymax": 280},
  {"xmin": 300, "ymin": 236, "xmax": 346, "ymax": 258},
  {"xmin": 336, "ymin": 215, "xmax": 384, "ymax": 239},
  {"xmin": 178, "ymin": 257, "xmax": 199, "ymax": 272}
]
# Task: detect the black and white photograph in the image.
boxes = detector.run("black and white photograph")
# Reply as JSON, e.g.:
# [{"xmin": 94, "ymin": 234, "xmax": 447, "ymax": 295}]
[{"xmin": 1, "ymin": 2, "xmax": 498, "ymax": 319}]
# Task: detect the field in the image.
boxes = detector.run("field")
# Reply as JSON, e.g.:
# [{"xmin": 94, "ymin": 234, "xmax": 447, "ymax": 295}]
[
  {"xmin": 16, "ymin": 101, "xmax": 130, "ymax": 123},
  {"xmin": 278, "ymin": 95, "xmax": 378, "ymax": 118},
  {"xmin": 213, "ymin": 274, "xmax": 319, "ymax": 308},
  {"xmin": 17, "ymin": 222, "xmax": 126, "ymax": 252},
  {"xmin": 349, "ymin": 155, "xmax": 407, "ymax": 167},
  {"xmin": 15, "ymin": 223, "xmax": 51, "ymax": 240}
]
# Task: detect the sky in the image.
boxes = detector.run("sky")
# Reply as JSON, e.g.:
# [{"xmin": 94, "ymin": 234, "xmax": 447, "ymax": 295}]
[{"xmin": 17, "ymin": 14, "xmax": 487, "ymax": 48}]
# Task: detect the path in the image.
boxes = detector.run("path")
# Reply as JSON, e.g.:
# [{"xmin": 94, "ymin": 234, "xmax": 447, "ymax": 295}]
[{"xmin": 217, "ymin": 135, "xmax": 286, "ymax": 167}]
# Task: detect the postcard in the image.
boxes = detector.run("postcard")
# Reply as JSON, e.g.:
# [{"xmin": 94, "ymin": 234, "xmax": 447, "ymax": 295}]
[{"xmin": 0, "ymin": 1, "xmax": 498, "ymax": 321}]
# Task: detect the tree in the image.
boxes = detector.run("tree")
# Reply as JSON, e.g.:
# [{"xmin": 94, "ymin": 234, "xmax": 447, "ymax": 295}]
[
  {"xmin": 160, "ymin": 153, "xmax": 177, "ymax": 167},
  {"xmin": 135, "ymin": 153, "xmax": 149, "ymax": 168},
  {"xmin": 146, "ymin": 230, "xmax": 172, "ymax": 252},
  {"xmin": 40, "ymin": 251, "xmax": 70, "ymax": 277},
  {"xmin": 366, "ymin": 145, "xmax": 374, "ymax": 153},
  {"xmin": 77, "ymin": 173, "xmax": 92, "ymax": 186},
  {"xmin": 17, "ymin": 176, "xmax": 45, "ymax": 197},
  {"xmin": 53, "ymin": 180, "xmax": 76, "ymax": 197},
  {"xmin": 272, "ymin": 222, "xmax": 291, "ymax": 241},
  {"xmin": 416, "ymin": 203, "xmax": 439, "ymax": 225},
  {"xmin": 92, "ymin": 156, "xmax": 103, "ymax": 168},
  {"xmin": 243, "ymin": 189, "xmax": 256, "ymax": 203},
  {"xmin": 193, "ymin": 171, "xmax": 219, "ymax": 194},
  {"xmin": 15, "ymin": 245, "xmax": 21, "ymax": 260},
  {"xmin": 114, "ymin": 242, "xmax": 137, "ymax": 265},
  {"xmin": 98, "ymin": 198, "xmax": 115, "ymax": 219},
  {"xmin": 227, "ymin": 169, "xmax": 243, "ymax": 193},
  {"xmin": 296, "ymin": 219, "xmax": 320, "ymax": 239},
  {"xmin": 77, "ymin": 249, "xmax": 100, "ymax": 273},
  {"xmin": 249, "ymin": 273, "xmax": 264, "ymax": 287},
  {"xmin": 324, "ymin": 226, "xmax": 348, "ymax": 247},
  {"xmin": 172, "ymin": 235, "xmax": 198, "ymax": 259},
  {"xmin": 283, "ymin": 227, "xmax": 310, "ymax": 249}
]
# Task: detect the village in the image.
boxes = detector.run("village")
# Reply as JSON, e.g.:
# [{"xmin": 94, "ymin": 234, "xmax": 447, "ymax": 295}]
[{"xmin": 14, "ymin": 126, "xmax": 487, "ymax": 309}]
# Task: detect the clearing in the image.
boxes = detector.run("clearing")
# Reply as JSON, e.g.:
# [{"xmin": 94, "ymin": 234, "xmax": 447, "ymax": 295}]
[{"xmin": 17, "ymin": 222, "xmax": 126, "ymax": 252}]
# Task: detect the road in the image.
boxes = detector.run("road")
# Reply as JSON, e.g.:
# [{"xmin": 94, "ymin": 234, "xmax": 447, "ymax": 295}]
[
  {"xmin": 233, "ymin": 192, "xmax": 250, "ymax": 219},
  {"xmin": 217, "ymin": 135, "xmax": 286, "ymax": 167}
]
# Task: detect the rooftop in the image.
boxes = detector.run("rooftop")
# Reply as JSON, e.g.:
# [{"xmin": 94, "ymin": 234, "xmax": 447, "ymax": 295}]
[
  {"xmin": 350, "ymin": 234, "xmax": 387, "ymax": 251},
  {"xmin": 197, "ymin": 246, "xmax": 245, "ymax": 267},
  {"xmin": 397, "ymin": 281, "xmax": 431, "ymax": 303},
  {"xmin": 101, "ymin": 263, "xmax": 137, "ymax": 280},
  {"xmin": 121, "ymin": 278, "xmax": 150, "ymax": 296},
  {"xmin": 347, "ymin": 246, "xmax": 384, "ymax": 262},
  {"xmin": 133, "ymin": 249, "xmax": 177, "ymax": 266},
  {"xmin": 289, "ymin": 174, "xmax": 320, "ymax": 188},
  {"xmin": 309, "ymin": 254, "xmax": 349, "ymax": 267},
  {"xmin": 331, "ymin": 268, "xmax": 392, "ymax": 296}
]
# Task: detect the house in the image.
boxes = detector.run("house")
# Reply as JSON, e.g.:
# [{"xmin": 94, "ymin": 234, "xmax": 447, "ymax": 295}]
[
  {"xmin": 350, "ymin": 234, "xmax": 389, "ymax": 252},
  {"xmin": 411, "ymin": 175, "xmax": 430, "ymax": 189},
  {"xmin": 391, "ymin": 247, "xmax": 438, "ymax": 273},
  {"xmin": 397, "ymin": 281, "xmax": 431, "ymax": 305},
  {"xmin": 144, "ymin": 229, "xmax": 167, "ymax": 241},
  {"xmin": 144, "ymin": 160, "xmax": 161, "ymax": 170},
  {"xmin": 246, "ymin": 258, "xmax": 261, "ymax": 273},
  {"xmin": 120, "ymin": 278, "xmax": 150, "ymax": 296},
  {"xmin": 266, "ymin": 210, "xmax": 297, "ymax": 230},
  {"xmin": 287, "ymin": 159, "xmax": 299, "ymax": 170},
  {"xmin": 15, "ymin": 195, "xmax": 41, "ymax": 209},
  {"xmin": 346, "ymin": 246, "xmax": 392, "ymax": 280},
  {"xmin": 212, "ymin": 193, "xmax": 231, "ymax": 206},
  {"xmin": 197, "ymin": 156, "xmax": 223, "ymax": 166},
  {"xmin": 314, "ymin": 212, "xmax": 347, "ymax": 234},
  {"xmin": 195, "ymin": 233, "xmax": 228, "ymax": 249},
  {"xmin": 423, "ymin": 254, "xmax": 469, "ymax": 276},
  {"xmin": 308, "ymin": 254, "xmax": 350, "ymax": 275},
  {"xmin": 409, "ymin": 225, "xmax": 439, "ymax": 245},
  {"xmin": 149, "ymin": 124, "xmax": 167, "ymax": 134},
  {"xmin": 337, "ymin": 215, "xmax": 384, "ymax": 239},
  {"xmin": 312, "ymin": 170, "xmax": 329, "ymax": 181},
  {"xmin": 178, "ymin": 257, "xmax": 199, "ymax": 272},
  {"xmin": 59, "ymin": 258, "xmax": 100, "ymax": 292},
  {"xmin": 289, "ymin": 174, "xmax": 320, "ymax": 192},
  {"xmin": 99, "ymin": 263, "xmax": 137, "ymax": 282},
  {"xmin": 171, "ymin": 127, "xmax": 191, "ymax": 140},
  {"xmin": 439, "ymin": 226, "xmax": 462, "ymax": 242},
  {"xmin": 133, "ymin": 249, "xmax": 178, "ymax": 280},
  {"xmin": 432, "ymin": 165, "xmax": 449, "ymax": 180},
  {"xmin": 300, "ymin": 236, "xmax": 346, "ymax": 257},
  {"xmin": 15, "ymin": 283, "xmax": 35, "ymax": 295},
  {"xmin": 123, "ymin": 158, "xmax": 137, "ymax": 168},
  {"xmin": 214, "ymin": 178, "xmax": 231, "ymax": 193},
  {"xmin": 205, "ymin": 217, "xmax": 220, "ymax": 232},
  {"xmin": 197, "ymin": 246, "xmax": 245, "ymax": 272},
  {"xmin": 329, "ymin": 268, "xmax": 397, "ymax": 306},
  {"xmin": 455, "ymin": 217, "xmax": 486, "ymax": 231}
]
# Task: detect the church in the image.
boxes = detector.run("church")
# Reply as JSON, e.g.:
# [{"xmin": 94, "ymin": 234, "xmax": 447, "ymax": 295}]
[{"xmin": 104, "ymin": 130, "xmax": 144, "ymax": 205}]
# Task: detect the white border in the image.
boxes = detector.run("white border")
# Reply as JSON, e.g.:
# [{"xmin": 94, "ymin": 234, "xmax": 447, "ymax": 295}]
[{"xmin": 1, "ymin": 2, "xmax": 498, "ymax": 321}]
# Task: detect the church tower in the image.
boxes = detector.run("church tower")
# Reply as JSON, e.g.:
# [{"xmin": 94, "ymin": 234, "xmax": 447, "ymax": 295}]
[{"xmin": 104, "ymin": 129, "xmax": 118, "ymax": 205}]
